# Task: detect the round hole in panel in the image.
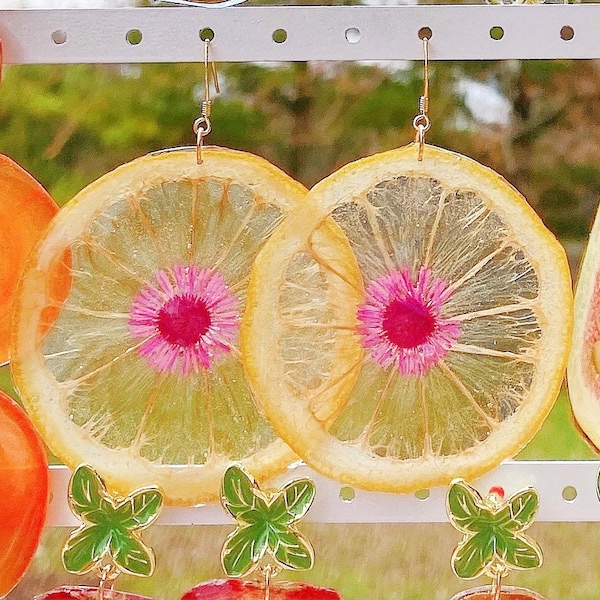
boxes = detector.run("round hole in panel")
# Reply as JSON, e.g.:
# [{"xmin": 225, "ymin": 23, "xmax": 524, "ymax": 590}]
[
  {"xmin": 415, "ymin": 489, "xmax": 430, "ymax": 501},
  {"xmin": 562, "ymin": 485, "xmax": 577, "ymax": 503},
  {"xmin": 490, "ymin": 26, "xmax": 505, "ymax": 41},
  {"xmin": 339, "ymin": 486, "xmax": 355, "ymax": 503},
  {"xmin": 560, "ymin": 25, "xmax": 575, "ymax": 41},
  {"xmin": 418, "ymin": 27, "xmax": 433, "ymax": 40},
  {"xmin": 200, "ymin": 28, "xmax": 215, "ymax": 42},
  {"xmin": 272, "ymin": 29, "xmax": 288, "ymax": 44},
  {"xmin": 51, "ymin": 30, "xmax": 67, "ymax": 45},
  {"xmin": 345, "ymin": 27, "xmax": 361, "ymax": 44},
  {"xmin": 126, "ymin": 29, "xmax": 143, "ymax": 46}
]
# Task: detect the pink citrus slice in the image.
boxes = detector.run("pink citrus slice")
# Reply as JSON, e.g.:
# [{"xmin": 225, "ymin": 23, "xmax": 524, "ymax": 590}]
[{"xmin": 567, "ymin": 198, "xmax": 600, "ymax": 450}]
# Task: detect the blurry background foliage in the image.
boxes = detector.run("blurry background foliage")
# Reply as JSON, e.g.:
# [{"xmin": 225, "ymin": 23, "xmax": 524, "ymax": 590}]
[{"xmin": 3, "ymin": 57, "xmax": 600, "ymax": 270}]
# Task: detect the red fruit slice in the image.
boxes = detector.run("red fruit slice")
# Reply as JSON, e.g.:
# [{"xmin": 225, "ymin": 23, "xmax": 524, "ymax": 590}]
[
  {"xmin": 459, "ymin": 594, "xmax": 541, "ymax": 600},
  {"xmin": 449, "ymin": 586, "xmax": 545, "ymax": 600},
  {"xmin": 0, "ymin": 154, "xmax": 60, "ymax": 363},
  {"xmin": 0, "ymin": 389, "xmax": 48, "ymax": 596},
  {"xmin": 181, "ymin": 579, "xmax": 343, "ymax": 600},
  {"xmin": 34, "ymin": 586, "xmax": 158, "ymax": 600}
]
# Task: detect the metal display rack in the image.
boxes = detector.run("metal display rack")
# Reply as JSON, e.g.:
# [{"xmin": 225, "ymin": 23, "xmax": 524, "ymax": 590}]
[
  {"xmin": 4, "ymin": 3, "xmax": 598, "ymax": 525},
  {"xmin": 0, "ymin": 4, "xmax": 600, "ymax": 63}
]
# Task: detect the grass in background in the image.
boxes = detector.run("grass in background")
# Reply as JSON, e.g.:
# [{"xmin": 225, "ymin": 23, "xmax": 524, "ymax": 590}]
[
  {"xmin": 14, "ymin": 522, "xmax": 600, "ymax": 599},
  {"xmin": 517, "ymin": 387, "xmax": 598, "ymax": 460}
]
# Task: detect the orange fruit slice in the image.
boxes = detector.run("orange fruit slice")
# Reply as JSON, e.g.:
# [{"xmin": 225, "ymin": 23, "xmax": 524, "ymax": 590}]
[
  {"xmin": 0, "ymin": 389, "xmax": 48, "ymax": 597},
  {"xmin": 11, "ymin": 147, "xmax": 358, "ymax": 505},
  {"xmin": 243, "ymin": 143, "xmax": 573, "ymax": 493},
  {"xmin": 0, "ymin": 154, "xmax": 59, "ymax": 363},
  {"xmin": 567, "ymin": 200, "xmax": 600, "ymax": 449}
]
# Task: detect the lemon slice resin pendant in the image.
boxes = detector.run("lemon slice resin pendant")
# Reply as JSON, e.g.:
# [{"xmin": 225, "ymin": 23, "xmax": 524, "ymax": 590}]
[
  {"xmin": 243, "ymin": 142, "xmax": 573, "ymax": 494},
  {"xmin": 11, "ymin": 147, "xmax": 359, "ymax": 506}
]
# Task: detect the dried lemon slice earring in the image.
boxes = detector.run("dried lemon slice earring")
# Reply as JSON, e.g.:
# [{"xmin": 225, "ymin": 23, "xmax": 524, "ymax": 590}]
[
  {"xmin": 11, "ymin": 43, "xmax": 359, "ymax": 506},
  {"xmin": 243, "ymin": 36, "xmax": 573, "ymax": 494}
]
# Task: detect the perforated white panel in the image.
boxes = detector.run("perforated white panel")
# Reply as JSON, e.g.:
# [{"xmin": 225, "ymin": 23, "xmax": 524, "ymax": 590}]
[
  {"xmin": 45, "ymin": 461, "xmax": 600, "ymax": 526},
  {"xmin": 0, "ymin": 5, "xmax": 599, "ymax": 64}
]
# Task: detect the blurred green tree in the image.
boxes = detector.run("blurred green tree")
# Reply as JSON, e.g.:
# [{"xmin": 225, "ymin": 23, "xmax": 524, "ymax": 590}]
[{"xmin": 0, "ymin": 56, "xmax": 598, "ymax": 271}]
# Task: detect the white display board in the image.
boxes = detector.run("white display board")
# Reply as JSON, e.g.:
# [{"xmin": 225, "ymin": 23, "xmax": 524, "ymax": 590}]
[
  {"xmin": 0, "ymin": 4, "xmax": 599, "ymax": 64},
  {"xmin": 45, "ymin": 461, "xmax": 600, "ymax": 525}
]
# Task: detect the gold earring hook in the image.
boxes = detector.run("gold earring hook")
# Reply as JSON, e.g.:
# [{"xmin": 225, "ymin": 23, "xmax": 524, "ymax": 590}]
[
  {"xmin": 194, "ymin": 38, "xmax": 220, "ymax": 164},
  {"xmin": 412, "ymin": 34, "xmax": 431, "ymax": 161},
  {"xmin": 203, "ymin": 37, "xmax": 220, "ymax": 101}
]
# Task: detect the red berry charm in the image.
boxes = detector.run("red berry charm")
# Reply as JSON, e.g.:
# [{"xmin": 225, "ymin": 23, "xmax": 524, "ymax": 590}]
[
  {"xmin": 488, "ymin": 486, "xmax": 505, "ymax": 501},
  {"xmin": 182, "ymin": 579, "xmax": 343, "ymax": 600},
  {"xmin": 35, "ymin": 587, "xmax": 157, "ymax": 600}
]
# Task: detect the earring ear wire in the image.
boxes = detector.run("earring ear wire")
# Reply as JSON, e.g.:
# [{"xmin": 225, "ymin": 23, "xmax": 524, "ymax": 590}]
[
  {"xmin": 194, "ymin": 38, "xmax": 220, "ymax": 164},
  {"xmin": 412, "ymin": 35, "xmax": 431, "ymax": 161}
]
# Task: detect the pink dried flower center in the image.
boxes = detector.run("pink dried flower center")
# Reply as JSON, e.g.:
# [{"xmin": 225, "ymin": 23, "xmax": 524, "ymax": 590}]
[
  {"xmin": 157, "ymin": 294, "xmax": 211, "ymax": 347},
  {"xmin": 382, "ymin": 297, "xmax": 436, "ymax": 349},
  {"xmin": 129, "ymin": 265, "xmax": 239, "ymax": 376},
  {"xmin": 356, "ymin": 267, "xmax": 461, "ymax": 376}
]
